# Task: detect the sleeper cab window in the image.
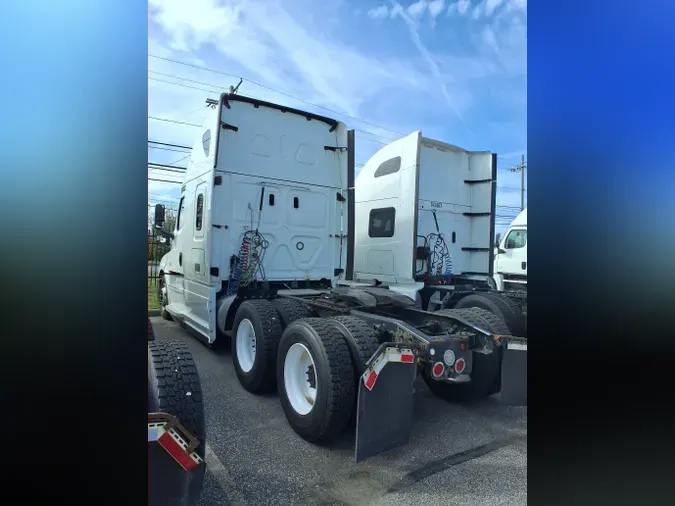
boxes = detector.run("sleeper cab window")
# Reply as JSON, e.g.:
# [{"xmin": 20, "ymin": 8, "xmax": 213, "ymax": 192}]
[
  {"xmin": 369, "ymin": 207, "xmax": 395, "ymax": 238},
  {"xmin": 374, "ymin": 156, "xmax": 401, "ymax": 178},
  {"xmin": 202, "ymin": 129, "xmax": 211, "ymax": 157}
]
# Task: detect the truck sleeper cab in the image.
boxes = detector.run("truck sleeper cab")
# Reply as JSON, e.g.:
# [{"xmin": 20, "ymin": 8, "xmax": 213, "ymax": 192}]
[
  {"xmin": 352, "ymin": 130, "xmax": 527, "ymax": 337},
  {"xmin": 154, "ymin": 93, "xmax": 527, "ymax": 462},
  {"xmin": 157, "ymin": 94, "xmax": 349, "ymax": 343}
]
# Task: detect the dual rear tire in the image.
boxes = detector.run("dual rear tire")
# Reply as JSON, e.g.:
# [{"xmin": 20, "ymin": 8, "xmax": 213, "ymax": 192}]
[
  {"xmin": 276, "ymin": 318, "xmax": 355, "ymax": 442},
  {"xmin": 452, "ymin": 292, "xmax": 526, "ymax": 337},
  {"xmin": 231, "ymin": 299, "xmax": 284, "ymax": 393},
  {"xmin": 230, "ymin": 298, "xmax": 377, "ymax": 443},
  {"xmin": 230, "ymin": 296, "xmax": 517, "ymax": 441}
]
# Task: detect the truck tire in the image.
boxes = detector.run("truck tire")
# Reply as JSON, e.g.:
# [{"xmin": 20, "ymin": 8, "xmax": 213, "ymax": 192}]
[
  {"xmin": 148, "ymin": 340, "xmax": 205, "ymax": 506},
  {"xmin": 451, "ymin": 293, "xmax": 526, "ymax": 337},
  {"xmin": 158, "ymin": 275, "xmax": 173, "ymax": 321},
  {"xmin": 452, "ymin": 307, "xmax": 510, "ymax": 336},
  {"xmin": 327, "ymin": 316, "xmax": 381, "ymax": 426},
  {"xmin": 272, "ymin": 297, "xmax": 311, "ymax": 329},
  {"xmin": 232, "ymin": 299, "xmax": 283, "ymax": 393},
  {"xmin": 328, "ymin": 316, "xmax": 380, "ymax": 378},
  {"xmin": 277, "ymin": 318, "xmax": 355, "ymax": 443},
  {"xmin": 421, "ymin": 308, "xmax": 504, "ymax": 402}
]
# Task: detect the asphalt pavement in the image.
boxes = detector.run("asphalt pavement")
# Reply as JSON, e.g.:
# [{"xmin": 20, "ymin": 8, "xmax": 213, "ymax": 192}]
[{"xmin": 150, "ymin": 317, "xmax": 527, "ymax": 506}]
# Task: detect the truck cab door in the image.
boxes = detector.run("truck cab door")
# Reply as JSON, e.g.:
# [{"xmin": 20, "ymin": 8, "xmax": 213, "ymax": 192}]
[
  {"xmin": 354, "ymin": 131, "xmax": 421, "ymax": 284},
  {"xmin": 162, "ymin": 193, "xmax": 187, "ymax": 306}
]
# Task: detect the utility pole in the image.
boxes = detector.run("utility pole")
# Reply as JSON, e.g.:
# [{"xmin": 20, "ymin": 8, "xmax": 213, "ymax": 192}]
[{"xmin": 508, "ymin": 154, "xmax": 527, "ymax": 210}]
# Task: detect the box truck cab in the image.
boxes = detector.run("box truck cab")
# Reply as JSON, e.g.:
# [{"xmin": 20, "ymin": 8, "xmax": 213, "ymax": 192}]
[{"xmin": 493, "ymin": 208, "xmax": 527, "ymax": 292}]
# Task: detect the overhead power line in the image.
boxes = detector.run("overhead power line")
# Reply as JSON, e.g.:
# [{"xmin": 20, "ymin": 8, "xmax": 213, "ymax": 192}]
[
  {"xmin": 149, "ymin": 55, "xmax": 524, "ymax": 164},
  {"xmin": 149, "ymin": 177, "xmax": 183, "ymax": 184},
  {"xmin": 149, "ymin": 140, "xmax": 192, "ymax": 150},
  {"xmin": 149, "ymin": 110, "xmax": 394, "ymax": 146},
  {"xmin": 148, "ymin": 145, "xmax": 191, "ymax": 154},
  {"xmin": 149, "ymin": 166, "xmax": 186, "ymax": 174},
  {"xmin": 149, "ymin": 54, "xmax": 407, "ymax": 137},
  {"xmin": 148, "ymin": 191, "xmax": 179, "ymax": 201},
  {"xmin": 149, "ymin": 76, "xmax": 219, "ymax": 95},
  {"xmin": 149, "ymin": 116, "xmax": 202, "ymax": 128},
  {"xmin": 150, "ymin": 71, "xmax": 226, "ymax": 93}
]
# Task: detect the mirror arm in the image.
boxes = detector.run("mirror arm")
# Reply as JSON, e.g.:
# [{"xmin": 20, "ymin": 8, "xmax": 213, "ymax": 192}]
[{"xmin": 154, "ymin": 226, "xmax": 174, "ymax": 241}]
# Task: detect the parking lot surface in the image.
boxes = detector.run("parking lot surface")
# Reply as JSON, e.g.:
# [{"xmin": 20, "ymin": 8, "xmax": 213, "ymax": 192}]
[{"xmin": 151, "ymin": 317, "xmax": 527, "ymax": 506}]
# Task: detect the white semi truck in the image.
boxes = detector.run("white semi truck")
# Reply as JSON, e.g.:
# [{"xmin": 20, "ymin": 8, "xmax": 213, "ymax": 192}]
[
  {"xmin": 153, "ymin": 93, "xmax": 527, "ymax": 462},
  {"xmin": 494, "ymin": 208, "xmax": 527, "ymax": 292}
]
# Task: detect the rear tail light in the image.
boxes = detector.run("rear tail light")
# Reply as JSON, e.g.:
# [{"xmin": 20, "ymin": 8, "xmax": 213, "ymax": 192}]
[
  {"xmin": 432, "ymin": 362, "xmax": 445, "ymax": 378},
  {"xmin": 455, "ymin": 358, "xmax": 466, "ymax": 374}
]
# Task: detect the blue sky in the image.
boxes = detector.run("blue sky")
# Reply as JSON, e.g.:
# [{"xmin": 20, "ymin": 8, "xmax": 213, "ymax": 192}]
[{"xmin": 148, "ymin": 0, "xmax": 527, "ymax": 233}]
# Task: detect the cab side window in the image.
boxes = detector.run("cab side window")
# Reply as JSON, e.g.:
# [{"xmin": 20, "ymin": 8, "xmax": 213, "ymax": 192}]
[
  {"xmin": 368, "ymin": 207, "xmax": 396, "ymax": 238},
  {"xmin": 176, "ymin": 197, "xmax": 186, "ymax": 231},
  {"xmin": 504, "ymin": 229, "xmax": 526, "ymax": 249}
]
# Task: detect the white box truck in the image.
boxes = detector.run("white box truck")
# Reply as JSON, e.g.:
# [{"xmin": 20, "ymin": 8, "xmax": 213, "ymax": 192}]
[{"xmin": 494, "ymin": 208, "xmax": 528, "ymax": 292}]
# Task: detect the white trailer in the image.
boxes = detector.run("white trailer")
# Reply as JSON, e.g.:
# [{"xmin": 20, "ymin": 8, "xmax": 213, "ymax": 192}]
[{"xmin": 154, "ymin": 93, "xmax": 527, "ymax": 462}]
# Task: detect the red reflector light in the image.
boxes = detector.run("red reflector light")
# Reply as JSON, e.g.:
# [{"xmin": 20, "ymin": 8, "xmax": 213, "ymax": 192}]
[
  {"xmin": 455, "ymin": 358, "xmax": 466, "ymax": 373},
  {"xmin": 460, "ymin": 343, "xmax": 467, "ymax": 351},
  {"xmin": 432, "ymin": 362, "xmax": 445, "ymax": 378},
  {"xmin": 158, "ymin": 432, "xmax": 197, "ymax": 471},
  {"xmin": 401, "ymin": 353, "xmax": 414, "ymax": 363},
  {"xmin": 364, "ymin": 370, "xmax": 378, "ymax": 390}
]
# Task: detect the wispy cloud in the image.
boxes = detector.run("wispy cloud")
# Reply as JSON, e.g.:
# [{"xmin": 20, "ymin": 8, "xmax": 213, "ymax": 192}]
[
  {"xmin": 148, "ymin": 0, "xmax": 526, "ymax": 214},
  {"xmin": 149, "ymin": 0, "xmax": 444, "ymax": 119},
  {"xmin": 407, "ymin": 0, "xmax": 428, "ymax": 18},
  {"xmin": 388, "ymin": 1, "xmax": 469, "ymax": 128},
  {"xmin": 456, "ymin": 0, "xmax": 471, "ymax": 15},
  {"xmin": 366, "ymin": 5, "xmax": 390, "ymax": 19},
  {"xmin": 472, "ymin": 3, "xmax": 483, "ymax": 20},
  {"xmin": 428, "ymin": 0, "xmax": 446, "ymax": 19},
  {"xmin": 485, "ymin": 0, "xmax": 505, "ymax": 16}
]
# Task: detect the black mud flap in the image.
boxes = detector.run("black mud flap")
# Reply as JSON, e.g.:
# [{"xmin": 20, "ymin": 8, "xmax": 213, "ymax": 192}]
[
  {"xmin": 355, "ymin": 346, "xmax": 417, "ymax": 463},
  {"xmin": 500, "ymin": 340, "xmax": 527, "ymax": 406},
  {"xmin": 149, "ymin": 414, "xmax": 205, "ymax": 506}
]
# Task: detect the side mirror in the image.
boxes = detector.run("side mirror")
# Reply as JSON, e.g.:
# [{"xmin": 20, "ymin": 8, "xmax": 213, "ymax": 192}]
[
  {"xmin": 494, "ymin": 233, "xmax": 501, "ymax": 248},
  {"xmin": 154, "ymin": 204, "xmax": 165, "ymax": 228}
]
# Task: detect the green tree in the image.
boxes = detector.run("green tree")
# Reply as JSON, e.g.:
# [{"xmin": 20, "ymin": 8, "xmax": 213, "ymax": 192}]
[
  {"xmin": 149, "ymin": 208, "xmax": 177, "ymax": 263},
  {"xmin": 161, "ymin": 209, "xmax": 177, "ymax": 235}
]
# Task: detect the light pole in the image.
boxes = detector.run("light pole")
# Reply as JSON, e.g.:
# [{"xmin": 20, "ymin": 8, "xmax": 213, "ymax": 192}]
[{"xmin": 509, "ymin": 154, "xmax": 527, "ymax": 211}]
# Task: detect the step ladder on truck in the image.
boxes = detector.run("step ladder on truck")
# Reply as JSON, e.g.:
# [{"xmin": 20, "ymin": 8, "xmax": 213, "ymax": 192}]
[
  {"xmin": 152, "ymin": 92, "xmax": 527, "ymax": 463},
  {"xmin": 148, "ymin": 317, "xmax": 206, "ymax": 506}
]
